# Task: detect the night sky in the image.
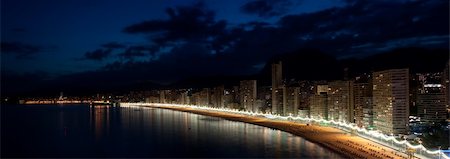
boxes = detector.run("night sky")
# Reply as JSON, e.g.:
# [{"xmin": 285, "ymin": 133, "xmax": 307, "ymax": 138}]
[{"xmin": 1, "ymin": 0, "xmax": 449, "ymax": 96}]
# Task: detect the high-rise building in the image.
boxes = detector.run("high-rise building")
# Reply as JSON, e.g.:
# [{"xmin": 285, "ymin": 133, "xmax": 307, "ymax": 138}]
[
  {"xmin": 443, "ymin": 60, "xmax": 450, "ymax": 110},
  {"xmin": 212, "ymin": 85, "xmax": 225, "ymax": 108},
  {"xmin": 257, "ymin": 86, "xmax": 272, "ymax": 113},
  {"xmin": 272, "ymin": 61, "xmax": 283, "ymax": 115},
  {"xmin": 328, "ymin": 81, "xmax": 354, "ymax": 123},
  {"xmin": 159, "ymin": 90, "xmax": 168, "ymax": 104},
  {"xmin": 180, "ymin": 90, "xmax": 189, "ymax": 105},
  {"xmin": 353, "ymin": 82, "xmax": 373, "ymax": 128},
  {"xmin": 417, "ymin": 92, "xmax": 446, "ymax": 123},
  {"xmin": 298, "ymin": 81, "xmax": 315, "ymax": 118},
  {"xmin": 195, "ymin": 88, "xmax": 210, "ymax": 106},
  {"xmin": 310, "ymin": 92, "xmax": 328, "ymax": 120},
  {"xmin": 416, "ymin": 73, "xmax": 447, "ymax": 123},
  {"xmin": 273, "ymin": 88, "xmax": 284, "ymax": 115},
  {"xmin": 240, "ymin": 80, "xmax": 257, "ymax": 112},
  {"xmin": 224, "ymin": 86, "xmax": 240, "ymax": 109},
  {"xmin": 285, "ymin": 87, "xmax": 300, "ymax": 116},
  {"xmin": 373, "ymin": 69, "xmax": 409, "ymax": 135}
]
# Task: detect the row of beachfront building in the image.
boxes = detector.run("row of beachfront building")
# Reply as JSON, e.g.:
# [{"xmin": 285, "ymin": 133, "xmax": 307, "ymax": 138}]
[{"xmin": 124, "ymin": 61, "xmax": 449, "ymax": 136}]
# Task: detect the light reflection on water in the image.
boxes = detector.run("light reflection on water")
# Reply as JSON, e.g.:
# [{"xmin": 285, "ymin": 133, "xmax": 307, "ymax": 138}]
[
  {"xmin": 2, "ymin": 104, "xmax": 343, "ymax": 158},
  {"xmin": 118, "ymin": 106, "xmax": 343, "ymax": 158}
]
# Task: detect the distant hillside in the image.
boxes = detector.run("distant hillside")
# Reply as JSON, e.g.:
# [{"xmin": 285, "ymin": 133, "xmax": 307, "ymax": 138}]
[
  {"xmin": 258, "ymin": 47, "xmax": 449, "ymax": 82},
  {"xmin": 258, "ymin": 48, "xmax": 343, "ymax": 83},
  {"xmin": 170, "ymin": 47, "xmax": 449, "ymax": 89}
]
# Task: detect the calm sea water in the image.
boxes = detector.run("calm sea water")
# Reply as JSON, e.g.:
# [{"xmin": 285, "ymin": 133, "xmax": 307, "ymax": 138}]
[{"xmin": 2, "ymin": 104, "xmax": 343, "ymax": 158}]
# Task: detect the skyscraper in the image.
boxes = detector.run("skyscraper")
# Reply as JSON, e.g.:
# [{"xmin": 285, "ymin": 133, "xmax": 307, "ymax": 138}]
[
  {"xmin": 224, "ymin": 86, "xmax": 240, "ymax": 109},
  {"xmin": 373, "ymin": 69, "xmax": 409, "ymax": 135},
  {"xmin": 272, "ymin": 61, "xmax": 283, "ymax": 115},
  {"xmin": 444, "ymin": 59, "xmax": 450, "ymax": 110},
  {"xmin": 417, "ymin": 92, "xmax": 446, "ymax": 123},
  {"xmin": 257, "ymin": 86, "xmax": 272, "ymax": 113},
  {"xmin": 353, "ymin": 82, "xmax": 373, "ymax": 128},
  {"xmin": 213, "ymin": 85, "xmax": 225, "ymax": 108},
  {"xmin": 285, "ymin": 87, "xmax": 300, "ymax": 116},
  {"xmin": 416, "ymin": 73, "xmax": 447, "ymax": 123},
  {"xmin": 328, "ymin": 80, "xmax": 354, "ymax": 123},
  {"xmin": 310, "ymin": 92, "xmax": 328, "ymax": 120},
  {"xmin": 309, "ymin": 84, "xmax": 329, "ymax": 120},
  {"xmin": 273, "ymin": 88, "xmax": 284, "ymax": 115},
  {"xmin": 298, "ymin": 81, "xmax": 315, "ymax": 118},
  {"xmin": 240, "ymin": 80, "xmax": 257, "ymax": 112}
]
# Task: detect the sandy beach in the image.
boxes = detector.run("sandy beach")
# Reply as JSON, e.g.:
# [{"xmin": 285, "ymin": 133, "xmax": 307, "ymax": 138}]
[{"xmin": 149, "ymin": 105, "xmax": 414, "ymax": 159}]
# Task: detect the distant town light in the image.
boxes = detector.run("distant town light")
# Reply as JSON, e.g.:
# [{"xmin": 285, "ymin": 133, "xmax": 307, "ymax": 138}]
[{"xmin": 424, "ymin": 84, "xmax": 442, "ymax": 88}]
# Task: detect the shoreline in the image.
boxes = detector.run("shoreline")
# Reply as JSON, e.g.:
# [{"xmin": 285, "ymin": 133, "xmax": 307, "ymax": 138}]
[{"xmin": 148, "ymin": 105, "xmax": 411, "ymax": 159}]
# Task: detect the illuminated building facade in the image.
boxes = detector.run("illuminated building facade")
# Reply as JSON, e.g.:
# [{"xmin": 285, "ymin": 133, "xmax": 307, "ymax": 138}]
[
  {"xmin": 373, "ymin": 69, "xmax": 409, "ymax": 135},
  {"xmin": 353, "ymin": 74, "xmax": 373, "ymax": 128},
  {"xmin": 240, "ymin": 80, "xmax": 257, "ymax": 112},
  {"xmin": 417, "ymin": 93, "xmax": 446, "ymax": 122},
  {"xmin": 328, "ymin": 80, "xmax": 354, "ymax": 123},
  {"xmin": 298, "ymin": 81, "xmax": 315, "ymax": 118},
  {"xmin": 416, "ymin": 73, "xmax": 447, "ymax": 123},
  {"xmin": 273, "ymin": 88, "xmax": 285, "ymax": 115},
  {"xmin": 310, "ymin": 92, "xmax": 328, "ymax": 120},
  {"xmin": 257, "ymin": 86, "xmax": 272, "ymax": 113},
  {"xmin": 444, "ymin": 60, "xmax": 450, "ymax": 110},
  {"xmin": 211, "ymin": 85, "xmax": 225, "ymax": 108},
  {"xmin": 353, "ymin": 82, "xmax": 373, "ymax": 128},
  {"xmin": 285, "ymin": 87, "xmax": 300, "ymax": 116},
  {"xmin": 272, "ymin": 61, "xmax": 283, "ymax": 115},
  {"xmin": 224, "ymin": 86, "xmax": 240, "ymax": 109},
  {"xmin": 310, "ymin": 84, "xmax": 329, "ymax": 120}
]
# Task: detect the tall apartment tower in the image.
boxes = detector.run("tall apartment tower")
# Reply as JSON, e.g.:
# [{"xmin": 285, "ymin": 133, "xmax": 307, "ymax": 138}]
[
  {"xmin": 417, "ymin": 92, "xmax": 446, "ymax": 122},
  {"xmin": 353, "ymin": 82, "xmax": 373, "ymax": 128},
  {"xmin": 328, "ymin": 81, "xmax": 354, "ymax": 123},
  {"xmin": 272, "ymin": 61, "xmax": 284, "ymax": 115},
  {"xmin": 310, "ymin": 84, "xmax": 329, "ymax": 120},
  {"xmin": 444, "ymin": 60, "xmax": 450, "ymax": 109},
  {"xmin": 285, "ymin": 87, "xmax": 300, "ymax": 116},
  {"xmin": 373, "ymin": 69, "xmax": 409, "ymax": 135},
  {"xmin": 310, "ymin": 92, "xmax": 328, "ymax": 120},
  {"xmin": 213, "ymin": 85, "xmax": 225, "ymax": 108},
  {"xmin": 240, "ymin": 80, "xmax": 257, "ymax": 112},
  {"xmin": 159, "ymin": 90, "xmax": 167, "ymax": 104}
]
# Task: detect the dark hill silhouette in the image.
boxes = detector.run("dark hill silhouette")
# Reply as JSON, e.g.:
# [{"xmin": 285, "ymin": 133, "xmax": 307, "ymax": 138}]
[
  {"xmin": 340, "ymin": 47, "xmax": 449, "ymax": 78},
  {"xmin": 258, "ymin": 48, "xmax": 343, "ymax": 83},
  {"xmin": 171, "ymin": 47, "xmax": 448, "ymax": 89},
  {"xmin": 363, "ymin": 47, "xmax": 448, "ymax": 73}
]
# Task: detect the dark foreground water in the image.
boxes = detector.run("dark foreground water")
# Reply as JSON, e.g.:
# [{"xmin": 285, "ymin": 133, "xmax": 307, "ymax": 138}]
[{"xmin": 2, "ymin": 104, "xmax": 343, "ymax": 158}]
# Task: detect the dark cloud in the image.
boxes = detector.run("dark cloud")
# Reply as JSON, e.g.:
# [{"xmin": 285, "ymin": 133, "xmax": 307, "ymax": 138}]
[
  {"xmin": 101, "ymin": 42, "xmax": 127, "ymax": 49},
  {"xmin": 101, "ymin": 42, "xmax": 256, "ymax": 83},
  {"xmin": 273, "ymin": 0, "xmax": 449, "ymax": 56},
  {"xmin": 123, "ymin": 2, "xmax": 227, "ymax": 45},
  {"xmin": 45, "ymin": 0, "xmax": 447, "ymax": 90},
  {"xmin": 241, "ymin": 0, "xmax": 294, "ymax": 17},
  {"xmin": 115, "ymin": 0, "xmax": 448, "ymax": 83},
  {"xmin": 83, "ymin": 49, "xmax": 112, "ymax": 61},
  {"xmin": 1, "ymin": 42, "xmax": 42, "ymax": 59},
  {"xmin": 118, "ymin": 46, "xmax": 153, "ymax": 59}
]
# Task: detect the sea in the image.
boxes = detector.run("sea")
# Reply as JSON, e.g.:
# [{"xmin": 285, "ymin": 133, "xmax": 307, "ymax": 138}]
[{"xmin": 1, "ymin": 104, "xmax": 343, "ymax": 158}]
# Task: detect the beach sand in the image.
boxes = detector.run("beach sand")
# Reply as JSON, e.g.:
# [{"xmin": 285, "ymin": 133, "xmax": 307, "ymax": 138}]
[{"xmin": 150, "ymin": 105, "xmax": 415, "ymax": 159}]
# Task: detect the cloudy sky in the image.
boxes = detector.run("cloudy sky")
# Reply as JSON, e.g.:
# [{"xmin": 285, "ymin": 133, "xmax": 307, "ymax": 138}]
[{"xmin": 1, "ymin": 0, "xmax": 449, "ymax": 95}]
